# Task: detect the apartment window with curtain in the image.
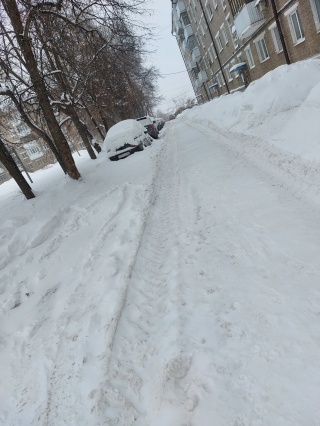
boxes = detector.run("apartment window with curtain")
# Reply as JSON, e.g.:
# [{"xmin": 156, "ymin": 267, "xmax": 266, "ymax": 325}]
[
  {"xmin": 254, "ymin": 33, "xmax": 270, "ymax": 62},
  {"xmin": 285, "ymin": 4, "xmax": 304, "ymax": 44},
  {"xmin": 269, "ymin": 23, "xmax": 283, "ymax": 53},
  {"xmin": 310, "ymin": 0, "xmax": 320, "ymax": 31},
  {"xmin": 244, "ymin": 46, "xmax": 255, "ymax": 68}
]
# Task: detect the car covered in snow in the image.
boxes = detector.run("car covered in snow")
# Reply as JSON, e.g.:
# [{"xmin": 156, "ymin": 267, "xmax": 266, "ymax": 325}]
[
  {"xmin": 136, "ymin": 116, "xmax": 159, "ymax": 139},
  {"xmin": 104, "ymin": 119, "xmax": 152, "ymax": 161}
]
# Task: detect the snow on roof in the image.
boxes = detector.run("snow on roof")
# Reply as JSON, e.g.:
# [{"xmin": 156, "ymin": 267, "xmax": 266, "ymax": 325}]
[{"xmin": 229, "ymin": 62, "xmax": 247, "ymax": 73}]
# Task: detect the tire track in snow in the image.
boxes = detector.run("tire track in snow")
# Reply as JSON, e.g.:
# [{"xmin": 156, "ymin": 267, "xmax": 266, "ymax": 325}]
[{"xmin": 94, "ymin": 127, "xmax": 194, "ymax": 425}]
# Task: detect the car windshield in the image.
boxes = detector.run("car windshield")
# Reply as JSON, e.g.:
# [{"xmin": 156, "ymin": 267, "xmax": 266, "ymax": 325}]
[{"xmin": 136, "ymin": 117, "xmax": 152, "ymax": 127}]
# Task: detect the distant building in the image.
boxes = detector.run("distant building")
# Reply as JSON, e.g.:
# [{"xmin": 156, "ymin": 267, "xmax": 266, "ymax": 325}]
[
  {"xmin": 0, "ymin": 120, "xmax": 86, "ymax": 185},
  {"xmin": 171, "ymin": 0, "xmax": 320, "ymax": 102}
]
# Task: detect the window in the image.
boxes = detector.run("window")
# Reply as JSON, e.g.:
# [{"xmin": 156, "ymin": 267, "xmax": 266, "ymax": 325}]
[
  {"xmin": 208, "ymin": 44, "xmax": 214, "ymax": 64},
  {"xmin": 254, "ymin": 33, "xmax": 270, "ymax": 62},
  {"xmin": 221, "ymin": 23, "xmax": 228, "ymax": 44},
  {"xmin": 200, "ymin": 19, "xmax": 206, "ymax": 36},
  {"xmin": 216, "ymin": 73, "xmax": 222, "ymax": 87},
  {"xmin": 245, "ymin": 46, "xmax": 255, "ymax": 68},
  {"xmin": 224, "ymin": 65, "xmax": 232, "ymax": 82},
  {"xmin": 220, "ymin": 71, "xmax": 226, "ymax": 85},
  {"xmin": 221, "ymin": 0, "xmax": 227, "ymax": 10},
  {"xmin": 269, "ymin": 23, "xmax": 283, "ymax": 53},
  {"xmin": 285, "ymin": 4, "xmax": 304, "ymax": 44},
  {"xmin": 310, "ymin": 0, "xmax": 320, "ymax": 31},
  {"xmin": 231, "ymin": 59, "xmax": 239, "ymax": 77},
  {"xmin": 181, "ymin": 11, "xmax": 191, "ymax": 26},
  {"xmin": 21, "ymin": 151, "xmax": 28, "ymax": 159},
  {"xmin": 213, "ymin": 0, "xmax": 218, "ymax": 8},
  {"xmin": 226, "ymin": 14, "xmax": 238, "ymax": 48},
  {"xmin": 23, "ymin": 141, "xmax": 43, "ymax": 160},
  {"xmin": 215, "ymin": 32, "xmax": 223, "ymax": 52},
  {"xmin": 188, "ymin": 34, "xmax": 197, "ymax": 50},
  {"xmin": 206, "ymin": 1, "xmax": 213, "ymax": 19},
  {"xmin": 17, "ymin": 123, "xmax": 30, "ymax": 137}
]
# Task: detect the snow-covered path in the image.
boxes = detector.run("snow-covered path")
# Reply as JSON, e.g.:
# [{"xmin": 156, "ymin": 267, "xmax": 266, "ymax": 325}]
[
  {"xmin": 1, "ymin": 114, "xmax": 320, "ymax": 425},
  {"xmin": 97, "ymin": 119, "xmax": 320, "ymax": 425},
  {"xmin": 163, "ymin": 118, "xmax": 320, "ymax": 425}
]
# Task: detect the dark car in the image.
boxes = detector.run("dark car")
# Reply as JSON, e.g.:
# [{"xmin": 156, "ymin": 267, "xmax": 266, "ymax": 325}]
[{"xmin": 136, "ymin": 116, "xmax": 159, "ymax": 139}]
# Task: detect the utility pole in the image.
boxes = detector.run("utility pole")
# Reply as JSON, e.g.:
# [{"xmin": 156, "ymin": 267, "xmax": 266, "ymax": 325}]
[
  {"xmin": 269, "ymin": 0, "xmax": 290, "ymax": 64},
  {"xmin": 198, "ymin": 0, "xmax": 230, "ymax": 94}
]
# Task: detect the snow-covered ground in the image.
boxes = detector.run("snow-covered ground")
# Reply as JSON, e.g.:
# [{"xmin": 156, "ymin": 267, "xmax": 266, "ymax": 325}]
[{"xmin": 1, "ymin": 59, "xmax": 320, "ymax": 426}]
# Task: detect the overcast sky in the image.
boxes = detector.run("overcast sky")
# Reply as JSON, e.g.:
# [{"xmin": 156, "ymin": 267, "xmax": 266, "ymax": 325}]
[{"xmin": 144, "ymin": 1, "xmax": 195, "ymax": 112}]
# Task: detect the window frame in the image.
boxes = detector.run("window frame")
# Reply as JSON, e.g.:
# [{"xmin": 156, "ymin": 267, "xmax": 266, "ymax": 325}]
[
  {"xmin": 253, "ymin": 33, "xmax": 270, "ymax": 63},
  {"xmin": 205, "ymin": 1, "xmax": 213, "ymax": 20},
  {"xmin": 220, "ymin": 23, "xmax": 228, "ymax": 44},
  {"xmin": 244, "ymin": 46, "xmax": 255, "ymax": 69},
  {"xmin": 224, "ymin": 65, "xmax": 233, "ymax": 82},
  {"xmin": 215, "ymin": 31, "xmax": 223, "ymax": 52},
  {"xmin": 284, "ymin": 3, "xmax": 305, "ymax": 45},
  {"xmin": 310, "ymin": 0, "xmax": 320, "ymax": 31},
  {"xmin": 269, "ymin": 22, "xmax": 283, "ymax": 53}
]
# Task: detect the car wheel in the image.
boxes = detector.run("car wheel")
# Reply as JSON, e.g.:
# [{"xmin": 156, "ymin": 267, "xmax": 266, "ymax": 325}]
[{"xmin": 138, "ymin": 143, "xmax": 144, "ymax": 151}]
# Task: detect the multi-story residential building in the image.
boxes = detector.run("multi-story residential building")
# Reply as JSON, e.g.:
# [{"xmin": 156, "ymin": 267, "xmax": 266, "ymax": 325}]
[
  {"xmin": 171, "ymin": 0, "xmax": 320, "ymax": 102},
  {"xmin": 0, "ymin": 120, "xmax": 87, "ymax": 185}
]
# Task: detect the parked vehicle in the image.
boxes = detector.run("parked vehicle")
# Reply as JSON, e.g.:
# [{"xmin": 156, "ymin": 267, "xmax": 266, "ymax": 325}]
[
  {"xmin": 155, "ymin": 118, "xmax": 165, "ymax": 131},
  {"xmin": 136, "ymin": 116, "xmax": 159, "ymax": 139},
  {"xmin": 104, "ymin": 119, "xmax": 151, "ymax": 161}
]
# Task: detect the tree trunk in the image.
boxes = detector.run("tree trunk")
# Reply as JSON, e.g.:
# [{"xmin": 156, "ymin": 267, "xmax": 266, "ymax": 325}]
[
  {"xmin": 0, "ymin": 138, "xmax": 35, "ymax": 199},
  {"xmin": 81, "ymin": 100, "xmax": 105, "ymax": 141},
  {"xmin": 64, "ymin": 106, "xmax": 97, "ymax": 159},
  {"xmin": 2, "ymin": 0, "xmax": 80, "ymax": 180}
]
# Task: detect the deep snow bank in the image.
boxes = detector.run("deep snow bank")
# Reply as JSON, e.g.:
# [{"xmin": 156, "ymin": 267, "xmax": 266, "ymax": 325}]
[
  {"xmin": 183, "ymin": 58, "xmax": 320, "ymax": 161},
  {"xmin": 180, "ymin": 58, "xmax": 320, "ymax": 205}
]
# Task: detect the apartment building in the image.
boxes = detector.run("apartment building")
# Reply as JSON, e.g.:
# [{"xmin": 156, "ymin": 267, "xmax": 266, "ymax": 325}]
[
  {"xmin": 0, "ymin": 120, "xmax": 87, "ymax": 185},
  {"xmin": 171, "ymin": 0, "xmax": 320, "ymax": 102}
]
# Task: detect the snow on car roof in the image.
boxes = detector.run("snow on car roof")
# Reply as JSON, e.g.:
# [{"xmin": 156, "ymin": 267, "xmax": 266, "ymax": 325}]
[
  {"xmin": 136, "ymin": 116, "xmax": 153, "ymax": 127},
  {"xmin": 104, "ymin": 119, "xmax": 145, "ymax": 151}
]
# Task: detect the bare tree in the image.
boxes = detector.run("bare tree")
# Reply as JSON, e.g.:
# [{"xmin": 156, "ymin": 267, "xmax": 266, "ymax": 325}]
[{"xmin": 0, "ymin": 136, "xmax": 35, "ymax": 199}]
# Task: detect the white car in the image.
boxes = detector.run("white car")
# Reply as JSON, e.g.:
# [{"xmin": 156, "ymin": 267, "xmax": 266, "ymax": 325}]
[{"xmin": 104, "ymin": 119, "xmax": 152, "ymax": 161}]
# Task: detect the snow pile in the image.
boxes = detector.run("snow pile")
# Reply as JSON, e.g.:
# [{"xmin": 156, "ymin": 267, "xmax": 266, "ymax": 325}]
[{"xmin": 184, "ymin": 58, "xmax": 320, "ymax": 160}]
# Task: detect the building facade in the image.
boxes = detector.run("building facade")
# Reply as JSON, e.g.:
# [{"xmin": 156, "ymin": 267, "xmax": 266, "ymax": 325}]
[
  {"xmin": 171, "ymin": 0, "xmax": 320, "ymax": 102},
  {"xmin": 0, "ymin": 120, "xmax": 87, "ymax": 185}
]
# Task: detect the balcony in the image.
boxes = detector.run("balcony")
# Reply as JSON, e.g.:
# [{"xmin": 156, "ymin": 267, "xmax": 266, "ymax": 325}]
[
  {"xmin": 184, "ymin": 24, "xmax": 194, "ymax": 40},
  {"xmin": 198, "ymin": 70, "xmax": 208, "ymax": 83},
  {"xmin": 188, "ymin": 58, "xmax": 197, "ymax": 70},
  {"xmin": 191, "ymin": 46, "xmax": 201, "ymax": 62},
  {"xmin": 176, "ymin": 0, "xmax": 186, "ymax": 19},
  {"xmin": 194, "ymin": 77, "xmax": 200, "ymax": 89},
  {"xmin": 234, "ymin": 1, "xmax": 265, "ymax": 39}
]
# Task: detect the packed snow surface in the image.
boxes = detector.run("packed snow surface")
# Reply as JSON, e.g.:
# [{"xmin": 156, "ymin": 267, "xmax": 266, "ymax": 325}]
[{"xmin": 1, "ymin": 59, "xmax": 320, "ymax": 426}]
